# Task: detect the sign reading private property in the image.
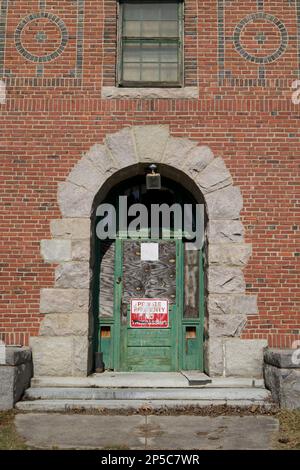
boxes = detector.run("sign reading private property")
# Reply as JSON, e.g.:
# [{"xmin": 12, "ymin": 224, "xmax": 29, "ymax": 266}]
[{"xmin": 130, "ymin": 299, "xmax": 169, "ymax": 328}]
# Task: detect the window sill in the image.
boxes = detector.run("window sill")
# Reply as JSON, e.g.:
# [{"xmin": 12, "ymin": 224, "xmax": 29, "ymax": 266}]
[{"xmin": 101, "ymin": 86, "xmax": 199, "ymax": 99}]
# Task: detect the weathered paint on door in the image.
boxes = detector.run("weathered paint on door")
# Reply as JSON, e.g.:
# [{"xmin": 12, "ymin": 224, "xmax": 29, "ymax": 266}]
[{"xmin": 98, "ymin": 237, "xmax": 204, "ymax": 372}]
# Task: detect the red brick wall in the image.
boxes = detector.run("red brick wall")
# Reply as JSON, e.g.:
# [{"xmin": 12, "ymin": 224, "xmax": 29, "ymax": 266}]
[{"xmin": 0, "ymin": 1, "xmax": 299, "ymax": 348}]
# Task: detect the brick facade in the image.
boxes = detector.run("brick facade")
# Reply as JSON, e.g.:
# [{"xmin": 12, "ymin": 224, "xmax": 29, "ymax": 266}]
[{"xmin": 0, "ymin": 0, "xmax": 300, "ymax": 351}]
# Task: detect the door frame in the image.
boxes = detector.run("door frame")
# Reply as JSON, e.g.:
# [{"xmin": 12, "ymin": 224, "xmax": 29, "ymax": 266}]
[{"xmin": 101, "ymin": 235, "xmax": 204, "ymax": 372}]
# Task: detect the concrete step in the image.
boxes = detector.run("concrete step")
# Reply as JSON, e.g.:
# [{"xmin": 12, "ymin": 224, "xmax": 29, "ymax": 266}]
[
  {"xmin": 16, "ymin": 397, "xmax": 273, "ymax": 412},
  {"xmin": 30, "ymin": 374, "xmax": 265, "ymax": 389},
  {"xmin": 23, "ymin": 386, "xmax": 271, "ymax": 402}
]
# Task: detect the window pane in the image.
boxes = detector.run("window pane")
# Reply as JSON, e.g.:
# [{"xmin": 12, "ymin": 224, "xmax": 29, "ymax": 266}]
[
  {"xmin": 141, "ymin": 21, "xmax": 160, "ymax": 37},
  {"xmin": 160, "ymin": 43, "xmax": 178, "ymax": 62},
  {"xmin": 160, "ymin": 63, "xmax": 178, "ymax": 81},
  {"xmin": 124, "ymin": 3, "xmax": 178, "ymax": 21},
  {"xmin": 141, "ymin": 43, "xmax": 160, "ymax": 62},
  {"xmin": 123, "ymin": 43, "xmax": 141, "ymax": 62},
  {"xmin": 124, "ymin": 21, "xmax": 141, "ymax": 36},
  {"xmin": 161, "ymin": 21, "xmax": 178, "ymax": 37},
  {"xmin": 123, "ymin": 63, "xmax": 141, "ymax": 81},
  {"xmin": 141, "ymin": 63, "xmax": 160, "ymax": 81}
]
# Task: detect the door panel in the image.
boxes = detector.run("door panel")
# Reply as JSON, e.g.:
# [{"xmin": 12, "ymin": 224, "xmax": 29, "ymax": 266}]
[{"xmin": 121, "ymin": 240, "xmax": 177, "ymax": 372}]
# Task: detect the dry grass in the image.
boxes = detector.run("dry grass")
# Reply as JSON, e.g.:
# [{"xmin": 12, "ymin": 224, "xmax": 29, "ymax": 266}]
[
  {"xmin": 275, "ymin": 409, "xmax": 300, "ymax": 450},
  {"xmin": 0, "ymin": 410, "xmax": 28, "ymax": 450}
]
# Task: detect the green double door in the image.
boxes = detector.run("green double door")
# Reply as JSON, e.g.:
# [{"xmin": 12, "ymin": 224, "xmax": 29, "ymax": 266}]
[{"xmin": 99, "ymin": 237, "xmax": 204, "ymax": 372}]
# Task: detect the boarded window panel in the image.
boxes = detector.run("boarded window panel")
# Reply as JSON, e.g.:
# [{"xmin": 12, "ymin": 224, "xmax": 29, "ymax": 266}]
[
  {"xmin": 184, "ymin": 248, "xmax": 199, "ymax": 318},
  {"xmin": 99, "ymin": 241, "xmax": 115, "ymax": 318},
  {"xmin": 123, "ymin": 241, "xmax": 176, "ymax": 306}
]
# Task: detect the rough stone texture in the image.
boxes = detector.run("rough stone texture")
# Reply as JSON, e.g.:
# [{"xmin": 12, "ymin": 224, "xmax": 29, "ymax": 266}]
[
  {"xmin": 205, "ymin": 338, "xmax": 224, "ymax": 376},
  {"xmin": 185, "ymin": 146, "xmax": 214, "ymax": 179},
  {"xmin": 102, "ymin": 86, "xmax": 199, "ymax": 100},
  {"xmin": 206, "ymin": 186, "xmax": 243, "ymax": 220},
  {"xmin": 225, "ymin": 339, "xmax": 268, "ymax": 378},
  {"xmin": 195, "ymin": 157, "xmax": 233, "ymax": 193},
  {"xmin": 67, "ymin": 157, "xmax": 105, "ymax": 193},
  {"xmin": 50, "ymin": 218, "xmax": 90, "ymax": 239},
  {"xmin": 207, "ymin": 267, "xmax": 246, "ymax": 294},
  {"xmin": 207, "ymin": 220, "xmax": 244, "ymax": 243},
  {"xmin": 264, "ymin": 348, "xmax": 300, "ymax": 369},
  {"xmin": 105, "ymin": 127, "xmax": 138, "ymax": 168},
  {"xmin": 0, "ymin": 80, "xmax": 6, "ymax": 104},
  {"xmin": 55, "ymin": 262, "xmax": 90, "ymax": 289},
  {"xmin": 40, "ymin": 288, "xmax": 89, "ymax": 314},
  {"xmin": 5, "ymin": 346, "xmax": 32, "ymax": 366},
  {"xmin": 0, "ymin": 347, "xmax": 32, "ymax": 410},
  {"xmin": 85, "ymin": 144, "xmax": 119, "ymax": 177},
  {"xmin": 208, "ymin": 243, "xmax": 252, "ymax": 266},
  {"xmin": 30, "ymin": 337, "xmax": 73, "ymax": 377},
  {"xmin": 72, "ymin": 240, "xmax": 90, "ymax": 261},
  {"xmin": 208, "ymin": 294, "xmax": 258, "ymax": 315},
  {"xmin": 264, "ymin": 363, "xmax": 300, "ymax": 409},
  {"xmin": 73, "ymin": 337, "xmax": 89, "ymax": 376},
  {"xmin": 162, "ymin": 136, "xmax": 197, "ymax": 167},
  {"xmin": 58, "ymin": 182, "xmax": 94, "ymax": 218},
  {"xmin": 40, "ymin": 239, "xmax": 71, "ymax": 263},
  {"xmin": 210, "ymin": 315, "xmax": 247, "ymax": 337},
  {"xmin": 40, "ymin": 314, "xmax": 88, "ymax": 337},
  {"xmin": 133, "ymin": 125, "xmax": 169, "ymax": 163}
]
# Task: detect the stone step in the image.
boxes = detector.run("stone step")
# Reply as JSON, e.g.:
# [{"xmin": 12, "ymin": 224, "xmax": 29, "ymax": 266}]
[
  {"xmin": 16, "ymin": 397, "xmax": 273, "ymax": 412},
  {"xmin": 30, "ymin": 375, "xmax": 265, "ymax": 389},
  {"xmin": 23, "ymin": 386, "xmax": 271, "ymax": 402}
]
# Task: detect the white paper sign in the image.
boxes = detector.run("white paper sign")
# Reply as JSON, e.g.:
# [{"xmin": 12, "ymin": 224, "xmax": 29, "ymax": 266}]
[
  {"xmin": 141, "ymin": 243, "xmax": 159, "ymax": 261},
  {"xmin": 0, "ymin": 341, "xmax": 6, "ymax": 365}
]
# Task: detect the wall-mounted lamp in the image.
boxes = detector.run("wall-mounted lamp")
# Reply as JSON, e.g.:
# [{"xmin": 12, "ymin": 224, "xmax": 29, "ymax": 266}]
[{"xmin": 146, "ymin": 164, "xmax": 161, "ymax": 190}]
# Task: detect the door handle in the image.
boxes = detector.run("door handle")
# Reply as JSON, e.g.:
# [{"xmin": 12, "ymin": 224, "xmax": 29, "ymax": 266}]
[{"xmin": 116, "ymin": 276, "xmax": 122, "ymax": 284}]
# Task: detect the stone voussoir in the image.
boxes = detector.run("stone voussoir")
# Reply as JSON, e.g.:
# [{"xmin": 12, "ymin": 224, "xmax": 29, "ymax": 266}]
[
  {"xmin": 205, "ymin": 186, "xmax": 243, "ymax": 220},
  {"xmin": 105, "ymin": 127, "xmax": 138, "ymax": 168},
  {"xmin": 85, "ymin": 144, "xmax": 119, "ymax": 177},
  {"xmin": 207, "ymin": 266, "xmax": 246, "ymax": 294},
  {"xmin": 58, "ymin": 182, "xmax": 95, "ymax": 218},
  {"xmin": 40, "ymin": 288, "xmax": 89, "ymax": 314},
  {"xmin": 208, "ymin": 243, "xmax": 252, "ymax": 266},
  {"xmin": 208, "ymin": 294, "xmax": 258, "ymax": 315},
  {"xmin": 72, "ymin": 239, "xmax": 90, "ymax": 261},
  {"xmin": 209, "ymin": 314, "xmax": 247, "ymax": 338},
  {"xmin": 40, "ymin": 239, "xmax": 72, "ymax": 263},
  {"xmin": 133, "ymin": 125, "xmax": 170, "ymax": 163},
  {"xmin": 50, "ymin": 218, "xmax": 90, "ymax": 240},
  {"xmin": 39, "ymin": 313, "xmax": 88, "ymax": 337},
  {"xmin": 195, "ymin": 157, "xmax": 233, "ymax": 194},
  {"xmin": 184, "ymin": 145, "xmax": 214, "ymax": 179},
  {"xmin": 55, "ymin": 262, "xmax": 90, "ymax": 289},
  {"xmin": 66, "ymin": 156, "xmax": 105, "ymax": 193},
  {"xmin": 207, "ymin": 220, "xmax": 244, "ymax": 243},
  {"xmin": 162, "ymin": 136, "xmax": 197, "ymax": 167}
]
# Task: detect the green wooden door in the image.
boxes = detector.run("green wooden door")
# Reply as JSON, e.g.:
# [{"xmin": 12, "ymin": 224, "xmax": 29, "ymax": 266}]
[{"xmin": 103, "ymin": 237, "xmax": 204, "ymax": 372}]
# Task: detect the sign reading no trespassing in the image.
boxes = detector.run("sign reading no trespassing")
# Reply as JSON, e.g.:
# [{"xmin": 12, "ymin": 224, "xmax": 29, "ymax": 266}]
[{"xmin": 130, "ymin": 299, "xmax": 169, "ymax": 328}]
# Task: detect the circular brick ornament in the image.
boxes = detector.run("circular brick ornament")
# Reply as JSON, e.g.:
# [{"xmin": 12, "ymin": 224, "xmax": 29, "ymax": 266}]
[
  {"xmin": 233, "ymin": 12, "xmax": 288, "ymax": 64},
  {"xmin": 15, "ymin": 12, "xmax": 68, "ymax": 63}
]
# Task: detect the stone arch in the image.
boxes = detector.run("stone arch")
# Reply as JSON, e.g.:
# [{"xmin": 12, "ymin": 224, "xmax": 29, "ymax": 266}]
[{"xmin": 33, "ymin": 125, "xmax": 266, "ymax": 378}]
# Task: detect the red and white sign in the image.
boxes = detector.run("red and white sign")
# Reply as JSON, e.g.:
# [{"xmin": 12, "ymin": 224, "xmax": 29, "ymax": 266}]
[{"xmin": 130, "ymin": 299, "xmax": 169, "ymax": 328}]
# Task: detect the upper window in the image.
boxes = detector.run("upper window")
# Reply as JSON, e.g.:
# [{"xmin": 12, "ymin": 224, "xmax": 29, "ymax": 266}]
[{"xmin": 118, "ymin": 1, "xmax": 183, "ymax": 87}]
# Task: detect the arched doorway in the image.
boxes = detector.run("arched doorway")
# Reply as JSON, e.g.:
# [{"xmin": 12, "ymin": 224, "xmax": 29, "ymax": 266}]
[
  {"xmin": 93, "ymin": 174, "xmax": 205, "ymax": 372},
  {"xmin": 36, "ymin": 125, "xmax": 261, "ymax": 379}
]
